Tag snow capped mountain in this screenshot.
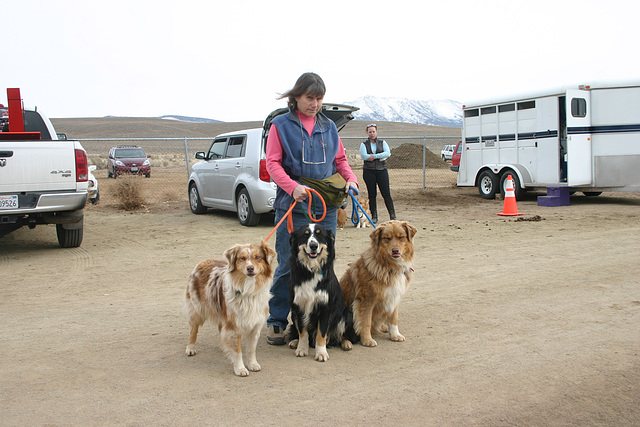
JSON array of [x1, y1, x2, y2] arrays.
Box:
[[344, 96, 462, 128], [160, 115, 221, 123]]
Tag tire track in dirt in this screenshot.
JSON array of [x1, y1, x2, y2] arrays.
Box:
[[65, 247, 93, 272], [0, 248, 8, 268]]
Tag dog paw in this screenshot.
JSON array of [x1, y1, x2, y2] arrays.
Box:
[[295, 348, 308, 357], [234, 366, 250, 377], [361, 338, 378, 347], [379, 323, 389, 333], [246, 361, 261, 372], [315, 350, 329, 362], [288, 339, 299, 349], [390, 333, 405, 342], [185, 346, 197, 356], [341, 340, 353, 351]]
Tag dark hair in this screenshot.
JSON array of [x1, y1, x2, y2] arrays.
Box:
[[278, 72, 326, 111]]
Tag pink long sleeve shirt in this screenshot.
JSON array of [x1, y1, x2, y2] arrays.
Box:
[[265, 110, 357, 197]]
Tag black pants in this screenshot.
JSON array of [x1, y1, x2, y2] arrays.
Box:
[[363, 168, 395, 215]]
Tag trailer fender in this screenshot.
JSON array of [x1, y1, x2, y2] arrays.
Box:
[[498, 165, 531, 189]]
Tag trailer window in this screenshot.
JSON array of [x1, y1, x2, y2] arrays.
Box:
[[517, 100, 536, 110], [499, 103, 515, 112], [481, 106, 496, 115], [571, 98, 587, 117], [464, 109, 479, 118]]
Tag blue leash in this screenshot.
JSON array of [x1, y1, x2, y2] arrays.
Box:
[[347, 188, 376, 229]]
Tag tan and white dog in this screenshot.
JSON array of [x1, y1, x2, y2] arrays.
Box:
[[355, 198, 370, 228], [339, 220, 417, 347], [184, 242, 277, 376]]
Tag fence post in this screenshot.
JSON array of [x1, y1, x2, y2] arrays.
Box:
[[422, 137, 427, 189], [184, 138, 190, 180]]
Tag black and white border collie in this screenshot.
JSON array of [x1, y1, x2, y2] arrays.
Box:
[[288, 223, 358, 361]]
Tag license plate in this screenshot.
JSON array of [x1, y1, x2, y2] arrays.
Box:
[[0, 195, 18, 210], [131, 167, 138, 172]]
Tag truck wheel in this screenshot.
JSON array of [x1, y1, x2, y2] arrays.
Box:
[[237, 188, 260, 226], [189, 183, 207, 214], [478, 170, 498, 199], [500, 171, 524, 201], [56, 223, 83, 248]]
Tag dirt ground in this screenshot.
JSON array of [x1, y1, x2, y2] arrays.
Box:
[[1, 184, 639, 426]]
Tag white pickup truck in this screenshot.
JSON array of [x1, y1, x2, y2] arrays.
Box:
[[0, 88, 89, 247]]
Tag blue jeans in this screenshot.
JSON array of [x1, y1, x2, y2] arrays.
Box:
[[267, 204, 337, 330]]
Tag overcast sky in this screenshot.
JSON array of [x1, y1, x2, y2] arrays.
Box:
[[3, 0, 638, 121]]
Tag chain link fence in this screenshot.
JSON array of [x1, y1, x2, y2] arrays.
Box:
[[79, 135, 460, 208]]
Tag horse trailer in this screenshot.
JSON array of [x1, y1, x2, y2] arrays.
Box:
[[457, 80, 640, 199]]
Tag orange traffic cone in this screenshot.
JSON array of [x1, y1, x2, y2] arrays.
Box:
[[497, 175, 524, 216]]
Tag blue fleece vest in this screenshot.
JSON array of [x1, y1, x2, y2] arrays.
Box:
[[271, 110, 340, 210]]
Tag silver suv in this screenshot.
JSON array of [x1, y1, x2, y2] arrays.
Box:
[[188, 103, 358, 226]]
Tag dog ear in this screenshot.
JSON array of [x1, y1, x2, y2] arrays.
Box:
[[261, 241, 277, 268], [224, 245, 239, 271], [402, 222, 418, 241], [370, 224, 384, 244]]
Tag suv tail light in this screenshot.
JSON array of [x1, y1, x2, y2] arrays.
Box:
[[75, 149, 88, 182], [259, 159, 271, 182]]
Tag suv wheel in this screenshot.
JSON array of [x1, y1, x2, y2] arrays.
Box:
[[189, 183, 207, 214], [237, 188, 260, 226]]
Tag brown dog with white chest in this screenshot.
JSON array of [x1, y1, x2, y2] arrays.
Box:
[[184, 241, 277, 376], [339, 220, 417, 347]]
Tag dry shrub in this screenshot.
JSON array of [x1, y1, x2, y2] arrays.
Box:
[[112, 176, 146, 210], [162, 189, 181, 202]]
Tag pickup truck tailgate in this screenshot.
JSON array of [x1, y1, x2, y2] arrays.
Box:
[[0, 141, 80, 193]]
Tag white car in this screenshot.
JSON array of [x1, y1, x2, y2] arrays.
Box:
[[87, 165, 99, 204], [441, 144, 455, 161], [188, 103, 359, 226]]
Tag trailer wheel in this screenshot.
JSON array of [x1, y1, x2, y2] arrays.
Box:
[[500, 171, 524, 201], [478, 170, 498, 199]]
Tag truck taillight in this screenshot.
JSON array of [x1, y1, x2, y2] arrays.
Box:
[[259, 159, 271, 182], [75, 149, 88, 182]]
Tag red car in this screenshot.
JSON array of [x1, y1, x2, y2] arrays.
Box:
[[450, 140, 462, 172], [107, 145, 151, 178]]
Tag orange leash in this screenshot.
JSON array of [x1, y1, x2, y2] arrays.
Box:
[[263, 188, 327, 243]]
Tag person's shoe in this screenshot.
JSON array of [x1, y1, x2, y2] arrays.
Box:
[[371, 212, 378, 224], [266, 325, 286, 346], [390, 211, 397, 221]]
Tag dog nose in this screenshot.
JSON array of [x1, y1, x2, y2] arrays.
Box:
[[392, 248, 401, 256], [309, 242, 318, 252], [247, 265, 255, 274]]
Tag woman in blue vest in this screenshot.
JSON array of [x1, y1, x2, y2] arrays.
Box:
[[265, 72, 358, 345], [360, 124, 396, 223]]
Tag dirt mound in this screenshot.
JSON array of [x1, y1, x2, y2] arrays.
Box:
[[388, 143, 448, 169]]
